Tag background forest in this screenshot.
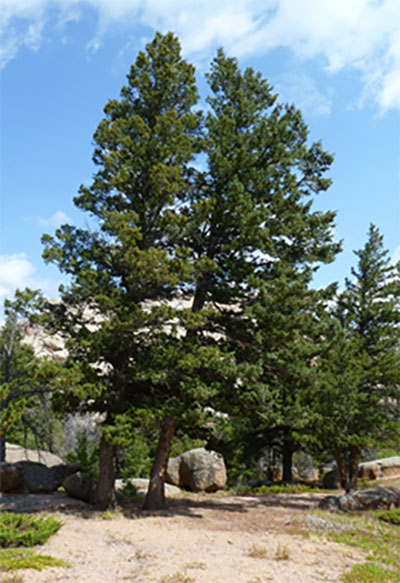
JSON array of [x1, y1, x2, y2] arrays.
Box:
[[1, 33, 399, 510]]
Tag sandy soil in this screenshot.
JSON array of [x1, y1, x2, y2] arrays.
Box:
[[8, 491, 365, 583]]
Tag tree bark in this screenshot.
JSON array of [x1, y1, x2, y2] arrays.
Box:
[[335, 448, 348, 491], [93, 432, 117, 509], [349, 446, 360, 491], [143, 416, 176, 510], [0, 434, 5, 463], [282, 435, 294, 483]]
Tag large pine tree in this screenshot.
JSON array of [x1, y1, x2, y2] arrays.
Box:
[[42, 33, 202, 508], [42, 35, 340, 508]]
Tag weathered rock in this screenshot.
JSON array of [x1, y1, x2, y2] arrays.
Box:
[[115, 478, 181, 498], [63, 471, 94, 502], [166, 448, 227, 492], [0, 461, 83, 494], [322, 468, 342, 490], [319, 487, 400, 512], [358, 457, 400, 481], [5, 442, 64, 466], [0, 492, 88, 512], [0, 462, 24, 493], [165, 456, 181, 486]]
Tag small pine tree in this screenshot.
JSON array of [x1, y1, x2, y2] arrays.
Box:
[[313, 224, 400, 490]]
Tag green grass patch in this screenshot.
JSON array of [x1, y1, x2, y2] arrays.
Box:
[[0, 548, 68, 571], [0, 512, 67, 574], [373, 508, 400, 526], [305, 509, 399, 583], [341, 563, 399, 582], [0, 513, 62, 548], [231, 483, 330, 496]]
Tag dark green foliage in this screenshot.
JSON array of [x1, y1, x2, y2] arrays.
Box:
[[311, 225, 400, 490], [0, 513, 62, 548], [41, 33, 339, 507], [0, 289, 67, 462]]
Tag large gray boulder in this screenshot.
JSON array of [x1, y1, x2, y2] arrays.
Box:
[[358, 457, 400, 481], [319, 487, 400, 512], [0, 461, 82, 493], [166, 448, 227, 492], [0, 463, 25, 493], [63, 471, 94, 502], [115, 478, 181, 498], [322, 467, 342, 490], [5, 443, 64, 466]]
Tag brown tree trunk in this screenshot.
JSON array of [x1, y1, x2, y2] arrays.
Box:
[[282, 435, 294, 483], [335, 448, 347, 490], [93, 432, 117, 509], [143, 416, 176, 510], [0, 434, 5, 463], [349, 446, 360, 490]]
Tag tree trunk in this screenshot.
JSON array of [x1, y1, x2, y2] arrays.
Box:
[[282, 435, 294, 483], [143, 416, 176, 510], [349, 446, 360, 490], [0, 434, 5, 463], [335, 448, 348, 491], [93, 432, 117, 509]]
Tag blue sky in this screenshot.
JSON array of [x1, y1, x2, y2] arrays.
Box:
[[1, 0, 399, 307]]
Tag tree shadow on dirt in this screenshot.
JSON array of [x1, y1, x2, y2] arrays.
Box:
[[0, 490, 326, 521]]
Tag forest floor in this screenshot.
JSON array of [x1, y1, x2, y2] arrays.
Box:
[[1, 489, 373, 583]]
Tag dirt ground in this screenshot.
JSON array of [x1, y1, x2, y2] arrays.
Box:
[[4, 491, 366, 583]]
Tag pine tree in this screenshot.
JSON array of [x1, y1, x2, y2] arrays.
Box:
[[238, 266, 334, 482], [42, 33, 208, 509], [313, 224, 400, 490], [42, 36, 340, 508], [181, 51, 340, 482], [0, 289, 64, 461]]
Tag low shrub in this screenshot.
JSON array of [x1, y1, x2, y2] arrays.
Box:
[[0, 513, 62, 548], [374, 509, 400, 526], [0, 549, 67, 571]]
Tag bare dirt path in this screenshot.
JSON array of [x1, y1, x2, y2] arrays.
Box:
[[11, 492, 364, 583]]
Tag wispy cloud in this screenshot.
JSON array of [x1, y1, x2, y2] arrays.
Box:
[[1, 0, 399, 112], [38, 210, 71, 228], [275, 72, 333, 117], [0, 253, 63, 305]]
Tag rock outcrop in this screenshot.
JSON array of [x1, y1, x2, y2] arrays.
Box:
[[0, 460, 82, 494], [166, 448, 227, 492], [319, 487, 400, 512], [358, 457, 400, 481], [5, 442, 65, 466], [322, 467, 342, 490], [115, 478, 181, 498], [63, 471, 94, 502]]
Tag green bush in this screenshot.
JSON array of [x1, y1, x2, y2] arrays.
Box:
[[0, 548, 67, 571], [0, 513, 62, 548], [374, 509, 400, 526], [66, 430, 99, 482]]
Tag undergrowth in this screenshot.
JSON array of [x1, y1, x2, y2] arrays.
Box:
[[0, 513, 67, 574], [0, 513, 62, 548], [305, 509, 400, 583], [0, 549, 68, 571], [230, 483, 330, 496]]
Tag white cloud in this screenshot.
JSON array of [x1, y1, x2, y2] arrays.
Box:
[[1, 0, 399, 111], [391, 245, 400, 265], [38, 210, 71, 227], [0, 253, 63, 306], [275, 72, 333, 117]]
